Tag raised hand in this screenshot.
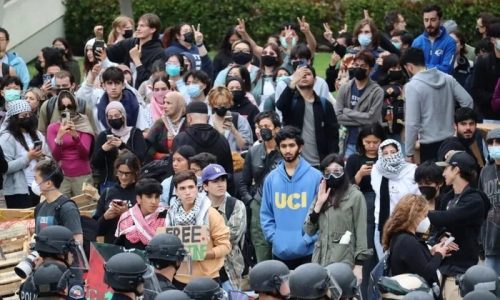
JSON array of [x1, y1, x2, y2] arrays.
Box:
[[235, 18, 247, 35], [314, 180, 331, 213], [323, 23, 335, 44], [191, 24, 204, 46], [297, 16, 310, 33]]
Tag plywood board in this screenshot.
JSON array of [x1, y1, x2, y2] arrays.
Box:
[[0, 280, 21, 296]]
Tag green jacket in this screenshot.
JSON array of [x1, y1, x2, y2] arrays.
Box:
[[304, 184, 373, 266]]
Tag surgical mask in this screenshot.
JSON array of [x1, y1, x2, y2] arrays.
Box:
[[187, 84, 202, 98], [353, 67, 368, 81], [358, 34, 372, 47], [183, 32, 194, 44], [260, 128, 273, 141], [392, 41, 401, 50], [3, 89, 21, 102], [165, 64, 181, 77], [31, 180, 41, 196], [232, 52, 252, 65], [419, 186, 437, 200], [213, 107, 228, 117], [416, 217, 431, 234], [489, 146, 500, 160], [277, 76, 289, 82], [108, 118, 124, 130], [123, 29, 134, 39], [261, 55, 277, 67], [279, 36, 297, 48]]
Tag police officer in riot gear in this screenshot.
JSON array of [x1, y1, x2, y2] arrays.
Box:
[[289, 263, 342, 300], [249, 260, 291, 300], [184, 277, 224, 300], [458, 265, 499, 297], [155, 290, 193, 300], [145, 233, 187, 291], [104, 252, 149, 300], [32, 261, 71, 299], [19, 225, 87, 300], [325, 263, 359, 300]]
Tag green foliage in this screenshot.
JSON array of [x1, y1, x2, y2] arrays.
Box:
[[64, 0, 499, 56]]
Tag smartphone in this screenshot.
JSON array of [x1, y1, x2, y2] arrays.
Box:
[[33, 141, 42, 150], [42, 74, 52, 83], [106, 134, 115, 140], [443, 236, 455, 247], [93, 40, 105, 60], [298, 58, 308, 68], [224, 112, 233, 123], [366, 161, 374, 166], [112, 199, 126, 206]]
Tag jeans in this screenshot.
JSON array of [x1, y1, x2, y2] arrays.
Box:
[[374, 226, 384, 260], [484, 255, 500, 275]]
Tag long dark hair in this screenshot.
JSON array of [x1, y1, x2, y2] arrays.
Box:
[[356, 124, 386, 155], [7, 114, 39, 151], [218, 27, 241, 55], [226, 65, 252, 92], [320, 153, 349, 209], [162, 23, 190, 48]]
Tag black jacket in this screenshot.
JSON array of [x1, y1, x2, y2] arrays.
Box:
[[173, 123, 234, 175], [390, 232, 442, 285], [106, 37, 166, 89], [277, 86, 340, 160], [471, 53, 500, 120], [428, 186, 490, 275], [0, 147, 7, 189], [93, 184, 137, 244], [91, 127, 147, 186], [231, 97, 260, 139]]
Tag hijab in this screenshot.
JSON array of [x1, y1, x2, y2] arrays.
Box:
[[105, 101, 132, 143]]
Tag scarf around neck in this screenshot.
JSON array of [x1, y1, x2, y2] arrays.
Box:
[[115, 203, 166, 246], [376, 139, 407, 178], [170, 195, 202, 225]]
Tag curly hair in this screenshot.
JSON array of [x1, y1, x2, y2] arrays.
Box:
[[382, 194, 428, 251]]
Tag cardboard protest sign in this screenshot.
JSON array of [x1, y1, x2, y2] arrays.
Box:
[[156, 225, 209, 261]]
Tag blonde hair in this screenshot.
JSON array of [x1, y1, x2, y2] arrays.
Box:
[[107, 16, 135, 45], [207, 86, 234, 108], [382, 194, 429, 251]]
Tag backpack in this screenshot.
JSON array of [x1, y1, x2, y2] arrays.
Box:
[[140, 156, 173, 183], [34, 197, 97, 259], [46, 95, 87, 123], [225, 196, 256, 275]]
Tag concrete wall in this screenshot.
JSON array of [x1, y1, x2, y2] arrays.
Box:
[[1, 0, 65, 62]]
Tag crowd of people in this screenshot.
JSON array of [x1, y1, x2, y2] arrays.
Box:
[[0, 3, 499, 300]]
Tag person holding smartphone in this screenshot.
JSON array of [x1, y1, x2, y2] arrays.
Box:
[[0, 100, 50, 208]]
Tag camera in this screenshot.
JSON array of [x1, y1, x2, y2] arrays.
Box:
[[14, 251, 39, 279]]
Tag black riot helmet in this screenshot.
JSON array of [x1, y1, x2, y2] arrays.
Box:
[[249, 260, 290, 295], [104, 252, 148, 295], [184, 277, 224, 300], [34, 225, 75, 255], [155, 290, 193, 300], [145, 233, 187, 269], [325, 263, 358, 298], [33, 261, 71, 297], [289, 263, 342, 300], [458, 265, 499, 297]]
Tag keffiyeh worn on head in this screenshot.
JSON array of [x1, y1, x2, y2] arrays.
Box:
[[170, 196, 202, 225], [376, 139, 407, 178]]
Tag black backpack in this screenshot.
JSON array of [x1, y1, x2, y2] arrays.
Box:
[[224, 196, 256, 275], [140, 156, 173, 183]]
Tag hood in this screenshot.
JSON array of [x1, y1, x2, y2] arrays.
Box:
[[276, 157, 314, 183], [185, 124, 221, 147], [423, 26, 448, 39], [410, 68, 446, 89]]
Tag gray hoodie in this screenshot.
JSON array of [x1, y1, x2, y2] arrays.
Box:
[[404, 68, 473, 156]]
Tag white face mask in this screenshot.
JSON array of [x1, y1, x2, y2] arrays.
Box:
[[31, 180, 42, 196], [416, 217, 431, 233]]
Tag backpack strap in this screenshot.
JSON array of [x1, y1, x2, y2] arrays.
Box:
[[46, 96, 57, 124], [231, 112, 239, 130], [225, 196, 237, 221], [54, 198, 78, 225]]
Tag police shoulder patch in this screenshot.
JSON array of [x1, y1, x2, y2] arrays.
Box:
[[69, 284, 85, 299]]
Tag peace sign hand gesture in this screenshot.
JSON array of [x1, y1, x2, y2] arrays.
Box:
[[323, 23, 335, 44], [236, 18, 247, 35], [297, 16, 311, 33], [191, 24, 204, 46]]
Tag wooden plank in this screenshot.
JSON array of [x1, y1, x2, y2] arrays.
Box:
[[0, 209, 34, 222], [0, 251, 26, 268], [0, 270, 20, 285], [80, 210, 94, 218], [0, 280, 22, 296], [3, 294, 19, 300], [0, 238, 26, 254]]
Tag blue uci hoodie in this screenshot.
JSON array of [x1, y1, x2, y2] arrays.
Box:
[[260, 157, 322, 260], [412, 26, 456, 74]]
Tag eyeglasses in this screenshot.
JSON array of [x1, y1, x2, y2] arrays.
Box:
[[117, 170, 133, 177]]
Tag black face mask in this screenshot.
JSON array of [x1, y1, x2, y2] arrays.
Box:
[[348, 68, 355, 80], [183, 32, 194, 44], [19, 116, 36, 131], [475, 28, 482, 37], [55, 88, 70, 97], [419, 186, 437, 200], [123, 29, 134, 39], [353, 67, 368, 81], [108, 118, 124, 130], [232, 52, 252, 65], [387, 70, 404, 82], [325, 174, 345, 189], [261, 55, 277, 67], [213, 107, 228, 117], [260, 128, 273, 141], [231, 90, 246, 104]]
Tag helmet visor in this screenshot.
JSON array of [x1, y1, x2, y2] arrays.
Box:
[[68, 241, 89, 271]]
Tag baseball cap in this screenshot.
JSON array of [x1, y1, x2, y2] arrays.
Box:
[[201, 164, 227, 183], [435, 151, 476, 170], [186, 101, 208, 115]]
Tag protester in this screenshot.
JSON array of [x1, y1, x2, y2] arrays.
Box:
[[371, 139, 418, 259], [225, 76, 260, 136], [24, 87, 45, 116], [261, 126, 322, 269], [165, 170, 231, 287], [414, 161, 446, 216], [1, 100, 50, 208], [213, 27, 242, 78], [46, 91, 94, 197], [251, 42, 283, 107], [115, 178, 166, 250], [160, 145, 196, 206], [107, 15, 135, 45], [0, 28, 30, 89], [184, 70, 211, 103], [214, 40, 259, 87], [52, 37, 81, 85], [94, 151, 140, 243], [305, 153, 371, 281]]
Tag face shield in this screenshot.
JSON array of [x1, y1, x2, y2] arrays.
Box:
[[68, 240, 89, 271], [326, 275, 343, 300], [142, 265, 162, 299]]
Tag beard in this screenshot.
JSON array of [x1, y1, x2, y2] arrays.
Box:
[[426, 26, 439, 37], [282, 149, 301, 163], [298, 82, 314, 90]]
